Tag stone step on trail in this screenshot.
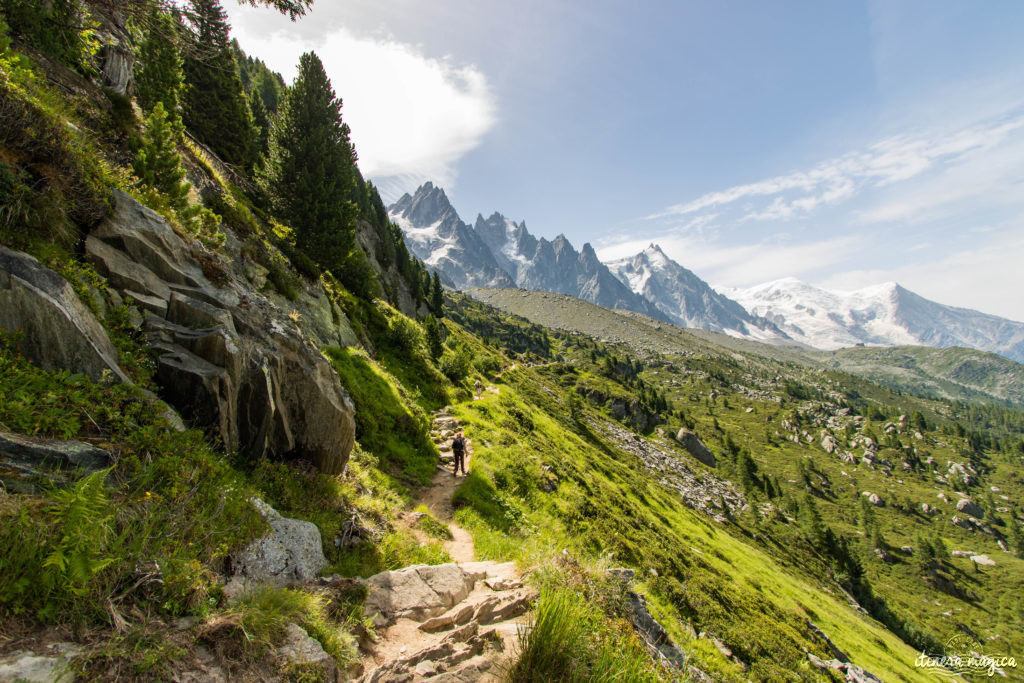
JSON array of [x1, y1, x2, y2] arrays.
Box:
[[353, 561, 532, 683]]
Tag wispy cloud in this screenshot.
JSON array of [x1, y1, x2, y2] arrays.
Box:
[[653, 113, 1024, 225], [602, 99, 1024, 319], [228, 15, 497, 195]]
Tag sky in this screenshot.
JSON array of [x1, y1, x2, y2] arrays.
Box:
[[225, 0, 1024, 321]]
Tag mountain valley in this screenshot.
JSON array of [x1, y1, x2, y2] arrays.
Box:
[[2, 3, 1024, 682]]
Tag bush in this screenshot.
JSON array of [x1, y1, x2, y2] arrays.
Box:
[[198, 585, 356, 665], [440, 342, 472, 383], [386, 314, 426, 354], [0, 55, 112, 247]]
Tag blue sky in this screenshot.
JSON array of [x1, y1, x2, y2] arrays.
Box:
[[226, 0, 1024, 320]]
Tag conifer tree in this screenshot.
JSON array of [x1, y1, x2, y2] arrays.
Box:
[[249, 93, 270, 162], [133, 102, 190, 211], [260, 51, 357, 273], [423, 315, 443, 360], [430, 271, 444, 316], [182, 0, 253, 166], [134, 9, 185, 117]]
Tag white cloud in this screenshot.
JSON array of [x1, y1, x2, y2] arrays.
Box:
[[227, 7, 497, 193]]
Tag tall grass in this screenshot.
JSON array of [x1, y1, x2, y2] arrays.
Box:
[[198, 585, 356, 665], [507, 587, 661, 683]]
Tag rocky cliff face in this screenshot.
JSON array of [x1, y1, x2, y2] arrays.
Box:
[[76, 191, 357, 474]]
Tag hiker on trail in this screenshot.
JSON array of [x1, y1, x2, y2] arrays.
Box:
[[474, 379, 483, 398], [451, 431, 467, 477]]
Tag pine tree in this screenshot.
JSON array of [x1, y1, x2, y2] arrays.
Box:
[[133, 102, 190, 211], [182, 0, 253, 166], [423, 315, 443, 360], [430, 271, 444, 316], [249, 93, 270, 162], [134, 9, 185, 117], [260, 51, 362, 279]]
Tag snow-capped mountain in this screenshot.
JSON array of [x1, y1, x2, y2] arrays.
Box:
[[388, 183, 515, 290], [606, 244, 790, 341], [388, 184, 668, 321], [724, 278, 1024, 363]]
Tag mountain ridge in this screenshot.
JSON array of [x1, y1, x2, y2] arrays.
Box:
[[724, 277, 1024, 363], [606, 243, 792, 341], [389, 184, 670, 321]]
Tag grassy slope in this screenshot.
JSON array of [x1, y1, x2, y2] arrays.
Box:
[[4, 23, 1023, 679], [447, 371, 923, 680], [820, 345, 1024, 407], [453, 290, 1024, 676]]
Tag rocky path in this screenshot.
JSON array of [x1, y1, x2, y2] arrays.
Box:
[[414, 410, 475, 562], [351, 410, 533, 682]]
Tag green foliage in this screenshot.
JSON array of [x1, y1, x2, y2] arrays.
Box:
[[440, 340, 473, 383], [423, 315, 443, 360], [235, 0, 313, 21], [430, 271, 443, 316], [0, 42, 111, 247], [325, 346, 438, 483], [130, 102, 225, 249], [134, 101, 189, 208], [182, 0, 253, 166], [0, 343, 262, 625], [258, 51, 357, 279], [413, 505, 453, 540], [508, 582, 659, 682], [0, 471, 117, 622], [2, 0, 100, 72], [134, 9, 185, 116], [203, 585, 355, 664]]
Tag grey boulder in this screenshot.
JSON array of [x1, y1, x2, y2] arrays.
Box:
[[0, 432, 112, 493], [676, 428, 716, 467], [231, 498, 327, 583]]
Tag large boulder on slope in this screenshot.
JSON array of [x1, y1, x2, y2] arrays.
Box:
[[676, 428, 716, 467], [0, 431, 113, 493], [85, 192, 355, 474], [0, 247, 129, 383], [956, 498, 984, 519]]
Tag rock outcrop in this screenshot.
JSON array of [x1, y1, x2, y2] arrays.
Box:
[[231, 498, 327, 583], [596, 420, 743, 523], [85, 192, 356, 473], [0, 432, 113, 493], [0, 247, 129, 383], [955, 498, 984, 519], [0, 642, 81, 683], [676, 428, 716, 467], [356, 561, 534, 683], [362, 564, 486, 628]]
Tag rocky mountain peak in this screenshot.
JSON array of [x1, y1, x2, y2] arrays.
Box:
[[390, 182, 459, 228]]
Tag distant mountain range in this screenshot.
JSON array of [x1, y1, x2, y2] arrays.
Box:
[[389, 182, 1024, 364], [721, 279, 1024, 363], [389, 183, 667, 320]]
